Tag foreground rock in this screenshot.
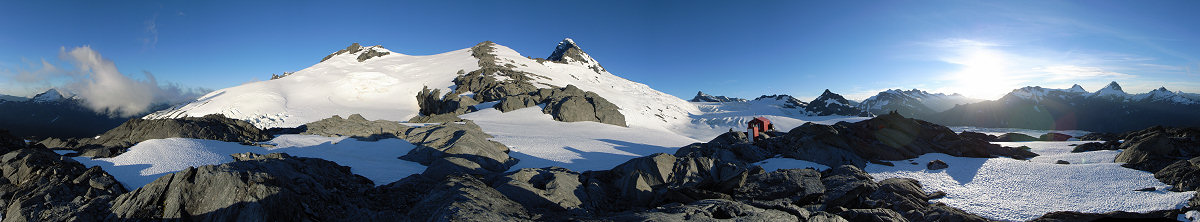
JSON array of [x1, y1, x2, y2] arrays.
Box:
[[1039, 132, 1073, 141], [996, 132, 1038, 142], [38, 114, 269, 158], [1154, 156, 1200, 192], [0, 148, 126, 222], [748, 111, 1036, 168], [1070, 141, 1121, 153], [1031, 209, 1186, 222], [1114, 126, 1200, 172]]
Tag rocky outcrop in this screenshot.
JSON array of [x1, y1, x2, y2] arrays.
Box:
[[1031, 209, 1185, 222], [1039, 132, 1073, 141], [488, 85, 627, 127], [109, 153, 381, 221], [1114, 126, 1200, 172], [399, 120, 517, 176], [0, 129, 23, 155], [0, 148, 126, 222], [958, 131, 998, 142], [595, 199, 799, 221], [301, 114, 408, 140], [927, 160, 948, 170], [996, 132, 1038, 142], [320, 43, 390, 62], [414, 86, 478, 118], [38, 114, 269, 158], [1070, 141, 1121, 153], [1079, 132, 1121, 142], [1154, 156, 1200, 192], [757, 111, 1036, 168], [690, 91, 748, 102], [393, 174, 534, 221]]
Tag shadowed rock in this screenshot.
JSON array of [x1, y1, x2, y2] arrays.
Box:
[[0, 148, 126, 221]]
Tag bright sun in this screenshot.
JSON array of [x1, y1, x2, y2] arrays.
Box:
[[947, 48, 1014, 99]]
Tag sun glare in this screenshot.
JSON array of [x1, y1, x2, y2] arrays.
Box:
[[947, 48, 1014, 99]]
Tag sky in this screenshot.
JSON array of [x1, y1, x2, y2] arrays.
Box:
[[2, 0, 1199, 108]]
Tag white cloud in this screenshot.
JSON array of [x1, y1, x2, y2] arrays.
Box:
[[58, 46, 205, 117], [142, 14, 159, 50], [1032, 65, 1134, 81]]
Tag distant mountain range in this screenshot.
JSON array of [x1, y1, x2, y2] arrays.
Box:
[[692, 81, 1199, 133], [690, 89, 870, 117], [927, 81, 1200, 133], [0, 89, 168, 138]]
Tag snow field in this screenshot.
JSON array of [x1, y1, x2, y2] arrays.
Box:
[[73, 135, 425, 190]]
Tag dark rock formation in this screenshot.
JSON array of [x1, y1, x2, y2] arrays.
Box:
[[320, 43, 390, 62], [1070, 141, 1121, 153], [109, 153, 380, 221], [301, 114, 408, 140], [959, 131, 998, 142], [1056, 160, 1070, 164], [38, 114, 269, 158], [1039, 132, 1073, 141], [690, 91, 748, 103], [1031, 209, 1184, 222], [595, 199, 799, 221], [927, 160, 948, 170], [1154, 156, 1200, 191], [1079, 132, 1121, 142], [397, 174, 534, 221], [1114, 126, 1200, 172], [540, 85, 626, 127], [0, 148, 126, 221], [414, 86, 478, 118], [399, 120, 517, 175], [996, 132, 1039, 142]]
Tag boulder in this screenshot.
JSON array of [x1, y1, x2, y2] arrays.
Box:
[[996, 133, 1038, 142], [495, 94, 539, 112], [415, 86, 478, 118], [401, 174, 534, 221], [1031, 210, 1183, 222], [1070, 141, 1121, 153], [927, 160, 948, 170], [303, 114, 410, 140], [540, 85, 627, 127], [1115, 129, 1200, 172], [735, 168, 824, 204], [400, 121, 517, 173], [1039, 132, 1073, 141], [1056, 160, 1071, 164], [1078, 132, 1121, 142], [109, 153, 381, 221], [0, 148, 126, 222], [492, 167, 591, 214], [1154, 157, 1200, 191], [822, 165, 880, 208]]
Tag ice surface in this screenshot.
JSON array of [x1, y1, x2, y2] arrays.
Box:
[[461, 107, 697, 172], [994, 141, 1119, 164], [866, 153, 1193, 221], [73, 135, 425, 190]]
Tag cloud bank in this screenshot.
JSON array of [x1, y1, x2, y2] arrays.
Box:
[[57, 46, 206, 117]]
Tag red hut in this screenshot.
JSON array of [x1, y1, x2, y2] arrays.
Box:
[[747, 117, 773, 142]]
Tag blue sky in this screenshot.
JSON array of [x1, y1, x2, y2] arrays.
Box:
[[2, 0, 1198, 102]]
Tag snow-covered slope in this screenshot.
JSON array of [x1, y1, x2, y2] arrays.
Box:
[[145, 44, 476, 128], [146, 39, 699, 133], [1089, 81, 1131, 101], [1133, 87, 1197, 104]]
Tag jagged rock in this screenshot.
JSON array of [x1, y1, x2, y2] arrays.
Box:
[[399, 121, 517, 174], [1039, 132, 1073, 141], [407, 113, 464, 123], [1079, 132, 1121, 142], [1115, 127, 1200, 172], [492, 167, 591, 214], [1070, 141, 1121, 153], [414, 86, 478, 119], [595, 199, 798, 221], [822, 165, 884, 209], [423, 156, 490, 179], [1154, 157, 1200, 191], [355, 47, 390, 62], [541, 85, 627, 127], [39, 114, 269, 157], [109, 153, 381, 221], [837, 208, 908, 222], [303, 114, 410, 140], [320, 43, 390, 62], [0, 148, 126, 222], [675, 132, 771, 163], [402, 174, 534, 221], [996, 132, 1039, 142], [735, 168, 824, 204], [690, 91, 747, 102], [321, 43, 365, 62], [927, 160, 948, 170], [958, 131, 998, 142], [495, 94, 539, 112]]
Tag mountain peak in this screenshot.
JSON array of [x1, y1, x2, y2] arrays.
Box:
[[1067, 84, 1087, 93], [1155, 86, 1169, 92], [1104, 81, 1122, 91], [691, 91, 747, 102], [320, 43, 392, 63], [32, 88, 66, 103], [548, 38, 583, 61]]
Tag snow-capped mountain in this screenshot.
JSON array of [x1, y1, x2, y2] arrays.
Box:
[[0, 93, 26, 102], [146, 39, 698, 132], [857, 89, 981, 117], [31, 88, 68, 103], [930, 81, 1200, 132], [1089, 81, 1130, 101], [806, 89, 869, 116], [690, 91, 747, 102]]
